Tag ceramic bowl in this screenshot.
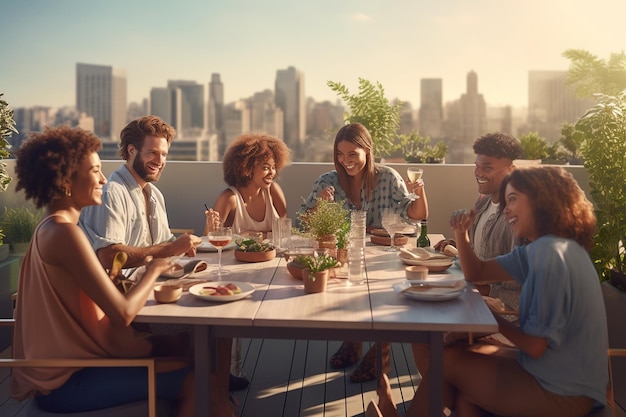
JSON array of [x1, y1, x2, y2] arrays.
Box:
[[234, 248, 276, 263], [154, 284, 182, 303], [405, 265, 429, 280], [286, 261, 306, 280]]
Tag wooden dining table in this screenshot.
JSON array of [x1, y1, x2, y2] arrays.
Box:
[[135, 235, 498, 417]]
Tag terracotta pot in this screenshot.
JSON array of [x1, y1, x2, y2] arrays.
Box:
[[317, 234, 337, 250], [336, 248, 348, 265], [234, 249, 276, 263], [303, 269, 329, 294], [286, 261, 305, 280]]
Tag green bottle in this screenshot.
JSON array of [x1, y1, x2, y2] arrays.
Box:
[[417, 220, 430, 248]]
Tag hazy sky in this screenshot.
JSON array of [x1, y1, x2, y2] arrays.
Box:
[[1, 0, 624, 109]]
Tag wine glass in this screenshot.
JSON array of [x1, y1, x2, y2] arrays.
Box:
[[208, 226, 232, 277], [381, 209, 405, 252], [406, 167, 424, 199]]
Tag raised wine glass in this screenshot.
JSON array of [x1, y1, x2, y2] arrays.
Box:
[[381, 209, 405, 252], [406, 167, 423, 199], [208, 226, 232, 277]]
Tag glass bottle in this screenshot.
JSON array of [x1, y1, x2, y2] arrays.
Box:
[[417, 220, 430, 248]]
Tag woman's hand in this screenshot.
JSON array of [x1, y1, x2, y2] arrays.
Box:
[[406, 178, 424, 195], [204, 208, 220, 232], [144, 257, 176, 277], [449, 208, 475, 236], [319, 186, 335, 202]]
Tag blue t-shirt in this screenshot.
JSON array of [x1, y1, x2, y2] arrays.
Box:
[[299, 164, 415, 229], [496, 236, 608, 405]]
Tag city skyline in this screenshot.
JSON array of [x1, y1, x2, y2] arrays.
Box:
[[1, 0, 625, 110]]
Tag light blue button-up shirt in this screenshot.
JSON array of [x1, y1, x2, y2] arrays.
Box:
[[79, 165, 174, 252]]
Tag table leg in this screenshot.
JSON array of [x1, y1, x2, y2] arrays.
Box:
[[428, 332, 444, 417], [195, 324, 210, 416]]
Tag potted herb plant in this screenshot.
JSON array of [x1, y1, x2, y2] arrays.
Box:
[[300, 253, 339, 294], [518, 132, 549, 163], [0, 93, 16, 261], [298, 198, 350, 252]]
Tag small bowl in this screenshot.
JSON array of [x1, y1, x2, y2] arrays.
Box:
[[286, 261, 306, 280], [405, 265, 429, 280], [154, 284, 182, 303]]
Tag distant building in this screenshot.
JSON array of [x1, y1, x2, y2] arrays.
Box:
[[444, 70, 487, 163], [248, 90, 284, 139], [208, 73, 226, 157], [223, 100, 251, 149], [418, 78, 443, 139], [527, 70, 594, 141], [166, 80, 205, 138], [76, 63, 127, 141], [275, 66, 306, 150]]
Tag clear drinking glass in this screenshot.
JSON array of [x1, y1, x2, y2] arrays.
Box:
[[208, 226, 232, 277], [381, 209, 404, 252], [406, 167, 423, 199]]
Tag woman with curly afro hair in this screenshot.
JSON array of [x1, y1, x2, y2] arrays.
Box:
[[10, 126, 218, 416], [203, 132, 290, 236]]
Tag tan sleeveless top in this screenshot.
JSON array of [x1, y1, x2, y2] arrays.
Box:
[[229, 186, 278, 233], [11, 215, 151, 400]]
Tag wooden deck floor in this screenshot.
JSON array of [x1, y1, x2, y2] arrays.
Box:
[[0, 339, 421, 417]]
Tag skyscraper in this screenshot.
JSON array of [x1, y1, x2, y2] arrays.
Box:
[[167, 80, 205, 138], [76, 63, 127, 140], [275, 66, 305, 149], [418, 78, 443, 139], [527, 70, 594, 140], [208, 73, 226, 156]]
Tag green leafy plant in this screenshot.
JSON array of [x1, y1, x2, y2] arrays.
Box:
[[234, 238, 275, 252], [298, 198, 350, 241], [563, 49, 626, 98], [399, 130, 448, 163], [336, 220, 351, 250], [519, 132, 549, 160], [300, 253, 339, 279], [574, 92, 626, 281], [559, 122, 584, 164], [327, 78, 402, 158], [1, 207, 42, 245], [0, 93, 15, 192]]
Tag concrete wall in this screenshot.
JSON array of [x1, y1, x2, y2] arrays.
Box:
[[0, 160, 589, 239]]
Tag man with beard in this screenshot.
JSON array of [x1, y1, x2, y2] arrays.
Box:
[[79, 116, 249, 394], [79, 115, 200, 268]]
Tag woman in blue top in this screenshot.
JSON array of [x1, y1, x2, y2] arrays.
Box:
[[372, 166, 608, 417], [301, 123, 429, 382]]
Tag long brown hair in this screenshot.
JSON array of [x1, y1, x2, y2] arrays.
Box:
[[499, 166, 596, 252], [333, 123, 377, 203]]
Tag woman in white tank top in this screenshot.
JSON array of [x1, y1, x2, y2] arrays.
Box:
[[203, 133, 291, 236]]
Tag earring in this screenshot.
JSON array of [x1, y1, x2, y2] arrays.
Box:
[[65, 188, 72, 197]]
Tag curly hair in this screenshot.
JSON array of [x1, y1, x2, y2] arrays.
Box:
[[118, 115, 176, 160], [473, 132, 522, 160], [222, 133, 290, 187], [14, 125, 102, 208], [499, 166, 596, 252], [333, 123, 377, 203]]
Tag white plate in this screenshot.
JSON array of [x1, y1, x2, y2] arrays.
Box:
[[188, 281, 255, 302], [393, 280, 466, 301], [197, 240, 237, 253]]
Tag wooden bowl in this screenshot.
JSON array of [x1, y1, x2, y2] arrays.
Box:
[[405, 265, 429, 280], [370, 234, 409, 246], [154, 284, 182, 303], [234, 249, 276, 263]]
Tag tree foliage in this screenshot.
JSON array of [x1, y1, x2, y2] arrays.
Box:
[[0, 93, 16, 192], [563, 49, 626, 98], [327, 78, 402, 157]]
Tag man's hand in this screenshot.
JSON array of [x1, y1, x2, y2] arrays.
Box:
[[172, 233, 202, 257]]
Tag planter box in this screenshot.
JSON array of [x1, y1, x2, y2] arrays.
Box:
[[0, 256, 21, 351], [602, 281, 626, 414]]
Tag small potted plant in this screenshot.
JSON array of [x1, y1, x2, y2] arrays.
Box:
[[300, 253, 339, 293], [1, 207, 41, 253], [399, 131, 448, 164], [518, 132, 549, 163], [298, 198, 350, 252], [234, 237, 276, 263], [335, 220, 351, 264]]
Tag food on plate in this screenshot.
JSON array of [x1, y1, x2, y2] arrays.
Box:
[[200, 283, 242, 296], [434, 238, 458, 257]]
